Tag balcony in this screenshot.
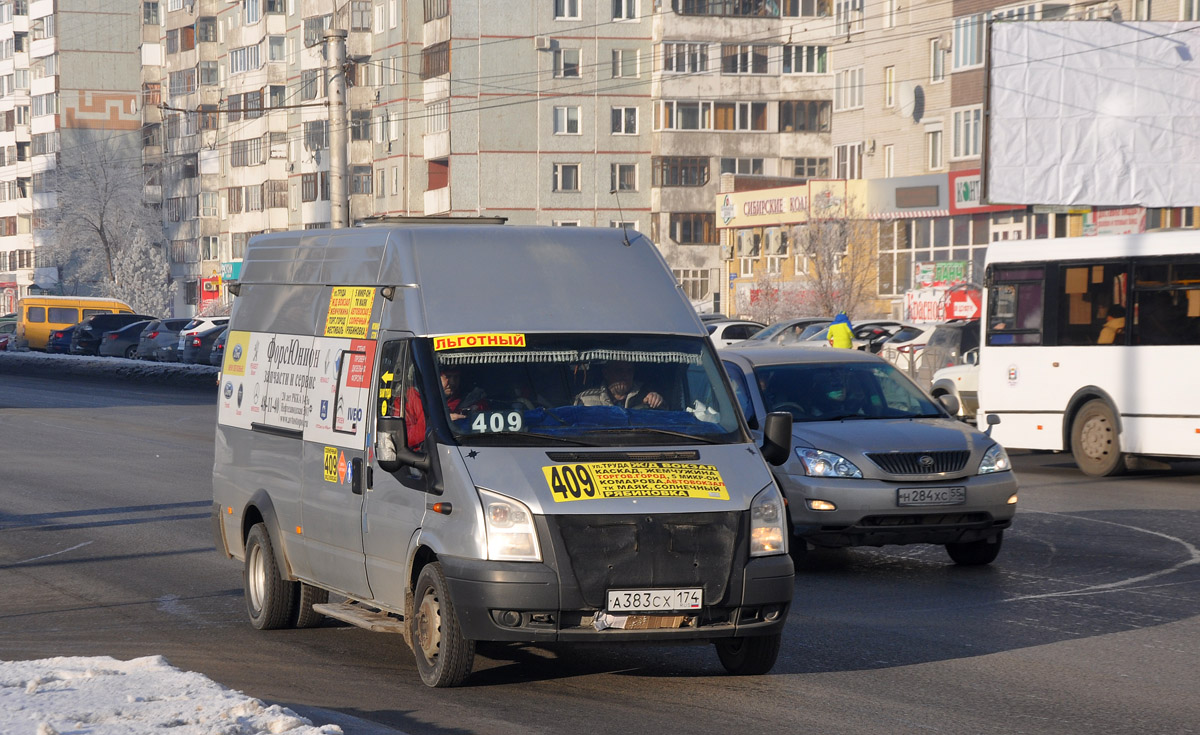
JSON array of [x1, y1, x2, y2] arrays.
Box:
[[423, 186, 449, 215]]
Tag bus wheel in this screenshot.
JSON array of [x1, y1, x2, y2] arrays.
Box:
[[715, 633, 782, 676], [411, 563, 475, 687], [1071, 399, 1125, 477], [244, 524, 296, 630]]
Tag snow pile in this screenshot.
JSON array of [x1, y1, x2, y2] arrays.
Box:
[[0, 351, 218, 388], [0, 656, 343, 735]]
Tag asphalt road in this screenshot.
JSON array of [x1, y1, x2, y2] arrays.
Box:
[[1, 373, 1198, 735]]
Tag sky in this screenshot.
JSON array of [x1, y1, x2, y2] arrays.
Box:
[[0, 656, 351, 735]]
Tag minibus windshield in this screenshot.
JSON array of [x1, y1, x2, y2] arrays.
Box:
[[430, 333, 746, 446]]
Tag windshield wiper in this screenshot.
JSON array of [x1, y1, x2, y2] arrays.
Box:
[[807, 414, 876, 422], [461, 431, 594, 446], [589, 427, 725, 444]]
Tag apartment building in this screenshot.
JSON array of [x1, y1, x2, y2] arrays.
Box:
[[0, 0, 142, 312]]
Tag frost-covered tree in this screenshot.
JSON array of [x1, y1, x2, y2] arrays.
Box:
[[43, 137, 169, 313], [791, 195, 877, 319]]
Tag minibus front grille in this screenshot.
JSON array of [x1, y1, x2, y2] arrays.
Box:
[[546, 450, 701, 463], [864, 450, 970, 475], [549, 511, 742, 609]]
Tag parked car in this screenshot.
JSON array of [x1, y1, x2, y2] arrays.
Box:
[[137, 318, 193, 362], [698, 312, 729, 322], [46, 326, 77, 354], [0, 332, 9, 350], [931, 348, 980, 423], [914, 319, 982, 386], [208, 327, 229, 366], [176, 317, 230, 355], [731, 317, 831, 347], [181, 324, 227, 364], [0, 319, 16, 348], [707, 319, 765, 348], [97, 320, 154, 359], [720, 346, 1016, 566], [71, 312, 157, 356]]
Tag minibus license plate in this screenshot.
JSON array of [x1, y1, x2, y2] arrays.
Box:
[[607, 588, 702, 612], [897, 486, 966, 506]]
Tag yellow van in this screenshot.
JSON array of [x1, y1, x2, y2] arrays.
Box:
[[16, 296, 133, 350]]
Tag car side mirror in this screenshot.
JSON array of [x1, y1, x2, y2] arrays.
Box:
[[937, 393, 961, 417], [375, 417, 431, 473], [761, 411, 792, 466]]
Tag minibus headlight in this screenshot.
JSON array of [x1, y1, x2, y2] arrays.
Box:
[[478, 488, 542, 562], [795, 448, 863, 478], [978, 443, 1012, 474], [749, 484, 788, 557]]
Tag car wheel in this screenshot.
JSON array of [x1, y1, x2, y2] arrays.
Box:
[[243, 524, 296, 630], [714, 633, 782, 676], [124, 345, 137, 359], [946, 532, 1003, 566], [292, 582, 329, 628], [410, 562, 475, 687], [1070, 399, 1125, 477]]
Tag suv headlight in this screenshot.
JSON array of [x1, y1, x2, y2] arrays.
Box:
[[796, 448, 863, 478], [750, 484, 787, 557], [978, 443, 1012, 474], [478, 488, 542, 562]]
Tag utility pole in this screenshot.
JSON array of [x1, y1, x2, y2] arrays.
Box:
[[326, 28, 349, 228]]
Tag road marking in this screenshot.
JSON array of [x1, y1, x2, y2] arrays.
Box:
[[1006, 510, 1200, 602], [12, 541, 93, 565]]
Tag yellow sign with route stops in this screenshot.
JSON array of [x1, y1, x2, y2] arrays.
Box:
[[324, 287, 376, 338], [542, 462, 729, 502]]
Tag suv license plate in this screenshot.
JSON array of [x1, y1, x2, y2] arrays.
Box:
[[607, 588, 702, 613], [897, 486, 966, 506]]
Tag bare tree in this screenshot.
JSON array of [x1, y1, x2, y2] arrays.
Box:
[[43, 137, 169, 313], [791, 195, 877, 319]]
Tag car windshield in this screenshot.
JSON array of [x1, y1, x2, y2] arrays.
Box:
[[754, 361, 944, 422], [430, 333, 745, 446], [747, 321, 794, 341], [794, 324, 829, 341]]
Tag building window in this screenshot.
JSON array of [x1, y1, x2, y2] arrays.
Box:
[[201, 236, 219, 260], [245, 185, 264, 212], [421, 41, 449, 79], [196, 17, 216, 43], [351, 165, 373, 195], [304, 14, 332, 48], [654, 100, 713, 131], [426, 99, 449, 133], [301, 173, 318, 202], [301, 69, 323, 100], [143, 2, 159, 24], [611, 106, 638, 135], [554, 48, 581, 78], [350, 1, 371, 30], [610, 163, 637, 192], [227, 188, 243, 215], [553, 106, 580, 135], [612, 48, 639, 78], [779, 100, 830, 132], [1183, 0, 1199, 19], [168, 70, 195, 97], [424, 0, 449, 21], [674, 269, 711, 301], [721, 44, 769, 75], [782, 0, 831, 14], [245, 0, 261, 23], [785, 157, 830, 179], [244, 90, 262, 119], [721, 158, 763, 175], [1135, 0, 1151, 19], [834, 0, 863, 34], [884, 66, 895, 107], [883, 144, 894, 178], [713, 102, 767, 132], [670, 213, 716, 244], [351, 109, 371, 140], [555, 0, 580, 19], [199, 191, 218, 217], [268, 35, 286, 61], [304, 120, 328, 151], [782, 45, 827, 74], [952, 106, 982, 159], [883, 0, 896, 27], [673, 0, 780, 17], [663, 42, 708, 73], [835, 142, 863, 179], [834, 67, 864, 110], [653, 156, 709, 187], [927, 129, 943, 169], [553, 163, 580, 192], [230, 45, 261, 75], [613, 0, 637, 20], [198, 61, 218, 86], [953, 13, 987, 70], [930, 38, 947, 82]]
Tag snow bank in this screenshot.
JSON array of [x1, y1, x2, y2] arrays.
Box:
[[0, 351, 218, 389], [0, 655, 342, 735]]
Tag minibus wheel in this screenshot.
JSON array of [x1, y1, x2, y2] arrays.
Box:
[[714, 632, 782, 676], [244, 524, 296, 630], [411, 562, 475, 687], [293, 583, 328, 628], [1070, 399, 1125, 477], [945, 531, 1003, 566]]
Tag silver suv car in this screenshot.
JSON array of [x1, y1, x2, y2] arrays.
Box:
[[721, 346, 1017, 566]]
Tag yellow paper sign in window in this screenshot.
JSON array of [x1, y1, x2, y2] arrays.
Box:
[[433, 333, 527, 351], [325, 287, 376, 338], [542, 462, 729, 502]]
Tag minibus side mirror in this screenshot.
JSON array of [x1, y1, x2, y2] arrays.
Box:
[[761, 411, 793, 466], [376, 417, 431, 474], [985, 412, 1001, 437]]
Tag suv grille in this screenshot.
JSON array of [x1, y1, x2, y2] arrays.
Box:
[[865, 450, 969, 475]]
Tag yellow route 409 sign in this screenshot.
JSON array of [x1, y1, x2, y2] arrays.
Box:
[[542, 462, 729, 502]]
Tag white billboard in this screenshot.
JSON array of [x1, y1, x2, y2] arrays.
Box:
[[987, 21, 1200, 207]]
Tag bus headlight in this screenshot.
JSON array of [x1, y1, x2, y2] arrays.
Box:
[[750, 484, 787, 557], [478, 488, 542, 562], [978, 443, 1012, 474]]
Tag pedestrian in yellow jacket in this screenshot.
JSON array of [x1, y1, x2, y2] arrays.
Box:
[[828, 312, 854, 349]]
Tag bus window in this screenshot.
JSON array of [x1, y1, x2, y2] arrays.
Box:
[[1057, 263, 1127, 346], [1133, 260, 1200, 345], [987, 267, 1044, 346]]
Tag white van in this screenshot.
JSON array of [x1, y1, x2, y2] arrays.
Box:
[[212, 225, 795, 687]]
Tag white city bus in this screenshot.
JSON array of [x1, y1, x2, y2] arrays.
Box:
[[978, 230, 1200, 476]]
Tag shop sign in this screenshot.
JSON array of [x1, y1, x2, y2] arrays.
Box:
[[913, 261, 969, 289], [948, 170, 1024, 215], [1082, 207, 1145, 236]]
